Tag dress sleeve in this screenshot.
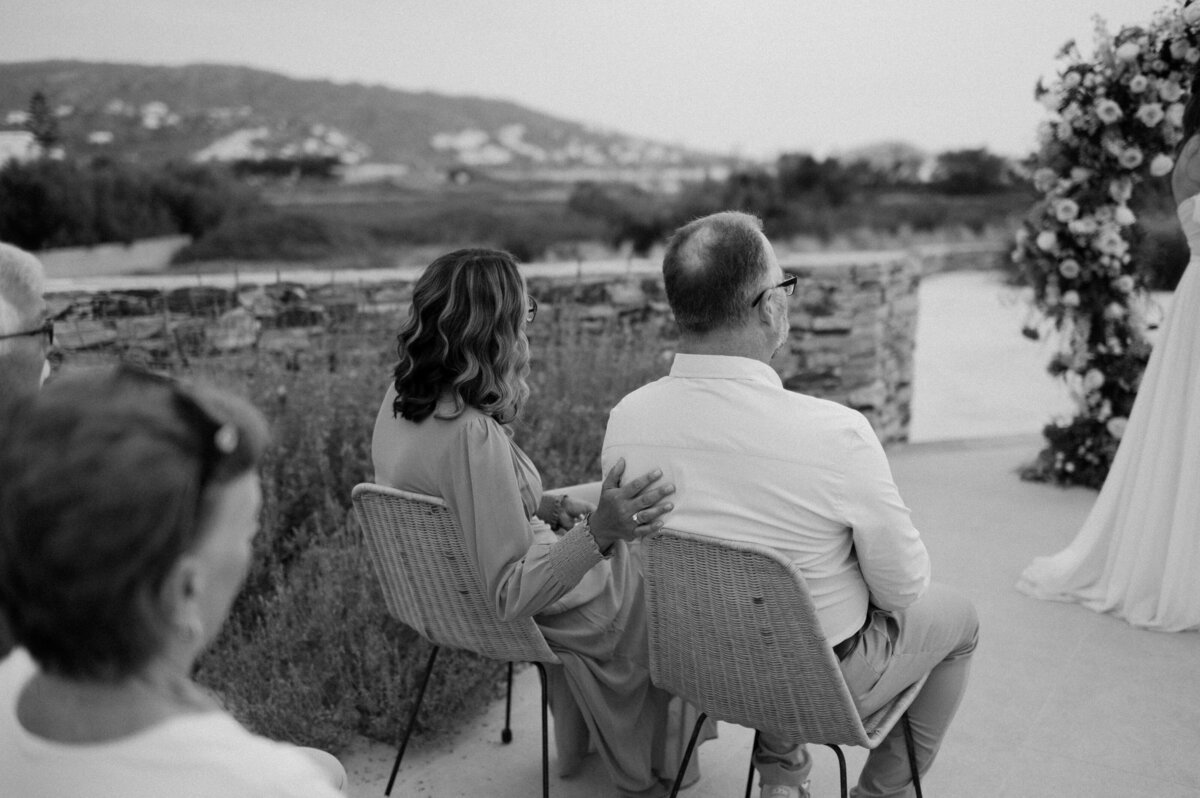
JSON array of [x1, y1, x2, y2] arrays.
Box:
[[838, 415, 931, 611], [441, 415, 604, 621]]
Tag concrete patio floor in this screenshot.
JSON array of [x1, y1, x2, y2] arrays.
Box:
[[341, 433, 1200, 798]]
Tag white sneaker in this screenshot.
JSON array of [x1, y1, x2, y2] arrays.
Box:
[[760, 781, 811, 798]]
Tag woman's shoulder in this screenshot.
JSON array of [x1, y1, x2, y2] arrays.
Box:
[[1173, 136, 1200, 205]]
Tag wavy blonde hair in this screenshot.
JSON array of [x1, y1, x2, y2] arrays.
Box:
[[391, 249, 531, 424]]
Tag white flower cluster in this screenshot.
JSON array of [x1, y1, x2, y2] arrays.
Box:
[[1014, 1, 1199, 464]]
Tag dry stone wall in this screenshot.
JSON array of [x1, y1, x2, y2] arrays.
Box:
[[48, 248, 932, 444]]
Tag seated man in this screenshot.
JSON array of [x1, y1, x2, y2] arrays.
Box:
[[602, 212, 978, 798]]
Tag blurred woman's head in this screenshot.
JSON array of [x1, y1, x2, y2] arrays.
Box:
[[391, 248, 532, 424], [0, 364, 269, 682]]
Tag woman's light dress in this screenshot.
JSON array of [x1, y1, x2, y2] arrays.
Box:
[[1016, 194, 1200, 632]]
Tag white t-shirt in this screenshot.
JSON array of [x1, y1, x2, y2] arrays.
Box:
[[0, 649, 342, 798]]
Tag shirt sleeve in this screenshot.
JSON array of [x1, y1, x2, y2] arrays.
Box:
[[441, 415, 604, 621], [838, 415, 930, 611]]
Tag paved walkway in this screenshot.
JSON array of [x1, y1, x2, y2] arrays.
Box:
[[340, 434, 1200, 797]]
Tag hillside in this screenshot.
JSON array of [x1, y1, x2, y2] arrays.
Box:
[[0, 60, 731, 178]]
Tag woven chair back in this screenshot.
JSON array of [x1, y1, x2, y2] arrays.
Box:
[[352, 483, 559, 665], [643, 528, 870, 747]]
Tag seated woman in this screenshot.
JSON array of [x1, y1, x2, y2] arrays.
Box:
[[371, 249, 687, 797], [0, 364, 345, 797]]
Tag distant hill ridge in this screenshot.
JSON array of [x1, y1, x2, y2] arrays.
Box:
[[0, 60, 727, 175]]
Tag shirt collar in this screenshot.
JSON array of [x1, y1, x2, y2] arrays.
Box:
[[669, 353, 783, 387]]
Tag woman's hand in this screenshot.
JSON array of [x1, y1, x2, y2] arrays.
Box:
[[586, 458, 675, 553]]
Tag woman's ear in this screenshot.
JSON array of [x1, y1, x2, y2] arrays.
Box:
[[160, 555, 204, 638]]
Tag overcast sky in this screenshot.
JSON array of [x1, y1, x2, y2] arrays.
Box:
[[1, 0, 1170, 159]]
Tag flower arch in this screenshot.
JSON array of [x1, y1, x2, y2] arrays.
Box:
[[1013, 1, 1200, 488]]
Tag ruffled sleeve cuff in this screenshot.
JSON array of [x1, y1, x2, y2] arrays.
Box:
[[546, 521, 605, 587]]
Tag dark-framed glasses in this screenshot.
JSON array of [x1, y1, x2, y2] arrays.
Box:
[[0, 319, 54, 347], [750, 275, 797, 307], [526, 296, 538, 323]]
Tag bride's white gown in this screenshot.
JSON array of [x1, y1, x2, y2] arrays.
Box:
[[1016, 194, 1200, 632]]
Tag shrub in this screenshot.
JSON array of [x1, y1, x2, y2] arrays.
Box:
[[172, 210, 374, 263]]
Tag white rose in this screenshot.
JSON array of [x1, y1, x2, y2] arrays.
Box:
[[1104, 301, 1127, 320], [1033, 167, 1058, 193], [1150, 153, 1175, 177], [1115, 42, 1142, 62], [1113, 274, 1135, 293], [1189, 48, 1200, 64], [1061, 290, 1081, 308], [1106, 417, 1129, 439], [1128, 74, 1149, 93], [1064, 72, 1082, 89], [1172, 39, 1191, 60], [1095, 99, 1123, 124], [1069, 217, 1099, 236], [1054, 199, 1080, 222], [1039, 89, 1062, 111], [1114, 206, 1136, 226], [1160, 80, 1185, 102], [1109, 178, 1133, 203], [1167, 102, 1186, 128], [1037, 230, 1059, 252], [1095, 229, 1128, 256], [1037, 121, 1056, 146], [1186, 3, 1200, 25], [1083, 368, 1106, 392], [1136, 103, 1165, 127], [1058, 258, 1081, 279], [1119, 148, 1145, 169]]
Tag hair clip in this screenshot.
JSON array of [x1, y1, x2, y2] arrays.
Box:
[[214, 424, 239, 454]]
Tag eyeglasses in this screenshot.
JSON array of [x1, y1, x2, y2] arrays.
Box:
[[750, 275, 797, 307], [0, 319, 53, 347], [526, 296, 538, 324]]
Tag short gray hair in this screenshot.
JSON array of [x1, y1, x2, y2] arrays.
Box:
[[661, 211, 770, 335]]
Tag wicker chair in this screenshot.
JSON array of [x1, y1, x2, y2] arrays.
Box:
[[351, 483, 562, 797], [642, 528, 928, 798]]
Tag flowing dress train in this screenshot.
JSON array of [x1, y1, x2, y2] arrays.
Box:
[[1016, 195, 1200, 632]]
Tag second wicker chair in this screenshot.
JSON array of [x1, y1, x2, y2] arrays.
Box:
[[642, 528, 928, 798]]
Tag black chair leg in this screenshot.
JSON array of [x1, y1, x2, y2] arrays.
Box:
[[668, 712, 709, 798], [901, 714, 922, 798], [744, 730, 760, 798], [826, 743, 848, 798], [502, 661, 515, 744], [385, 645, 440, 796], [534, 662, 551, 798]]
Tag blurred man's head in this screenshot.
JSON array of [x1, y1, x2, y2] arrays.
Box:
[[0, 243, 51, 400]]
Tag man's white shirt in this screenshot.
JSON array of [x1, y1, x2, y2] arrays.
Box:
[[603, 353, 930, 645]]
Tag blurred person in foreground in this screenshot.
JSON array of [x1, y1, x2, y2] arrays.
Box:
[[0, 242, 52, 403], [0, 364, 346, 797], [372, 248, 699, 797], [603, 212, 978, 798], [0, 242, 52, 656]]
